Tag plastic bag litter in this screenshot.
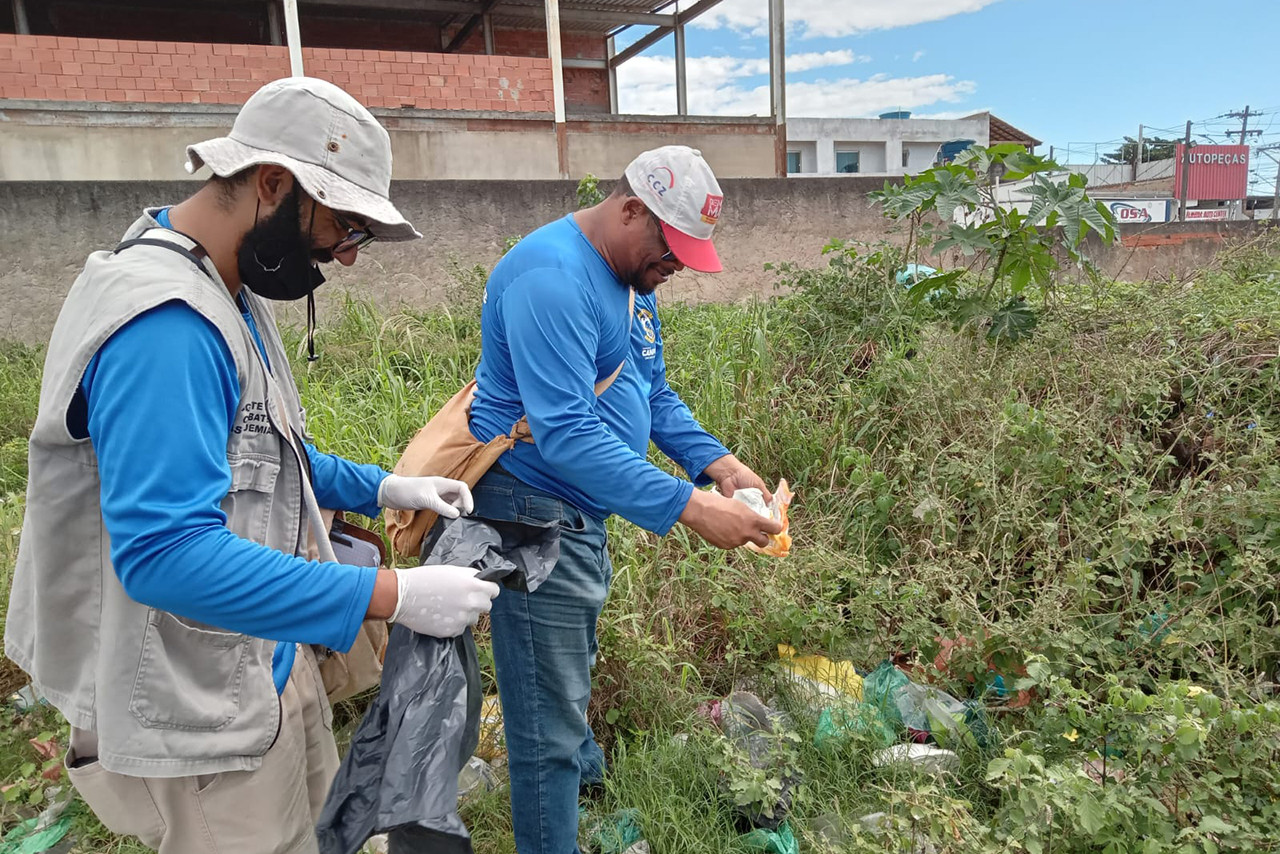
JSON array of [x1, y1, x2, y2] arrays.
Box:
[[872, 744, 959, 775], [862, 662, 915, 729], [895, 264, 938, 286], [716, 692, 801, 830], [582, 808, 644, 854], [724, 480, 794, 557], [742, 821, 799, 854], [777, 644, 863, 700], [316, 517, 560, 854], [862, 663, 989, 749], [814, 704, 896, 751], [475, 695, 504, 761], [456, 757, 500, 803], [0, 785, 73, 854]]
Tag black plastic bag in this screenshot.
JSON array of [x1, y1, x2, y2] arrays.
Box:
[[316, 517, 559, 854]]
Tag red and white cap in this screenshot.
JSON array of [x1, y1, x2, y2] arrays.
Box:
[[624, 145, 724, 273]]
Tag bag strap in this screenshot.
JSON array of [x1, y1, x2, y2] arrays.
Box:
[[507, 286, 635, 443], [114, 229, 217, 283]]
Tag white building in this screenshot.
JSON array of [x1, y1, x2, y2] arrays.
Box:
[[786, 112, 1044, 177]]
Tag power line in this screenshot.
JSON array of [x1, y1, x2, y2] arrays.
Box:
[[1225, 105, 1265, 142]]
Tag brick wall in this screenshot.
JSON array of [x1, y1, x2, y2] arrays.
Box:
[[0, 33, 554, 112], [445, 26, 609, 112]]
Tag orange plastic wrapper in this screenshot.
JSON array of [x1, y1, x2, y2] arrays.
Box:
[[722, 479, 793, 557]]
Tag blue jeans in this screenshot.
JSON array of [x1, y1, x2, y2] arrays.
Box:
[[474, 467, 611, 854]]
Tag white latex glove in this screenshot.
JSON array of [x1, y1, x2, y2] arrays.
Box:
[[378, 474, 475, 518], [389, 565, 500, 638]]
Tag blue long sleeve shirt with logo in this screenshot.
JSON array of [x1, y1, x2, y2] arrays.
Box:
[[468, 214, 730, 535], [78, 211, 388, 692]]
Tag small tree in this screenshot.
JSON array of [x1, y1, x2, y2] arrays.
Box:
[[576, 173, 605, 209], [1101, 135, 1180, 167], [871, 143, 1117, 343]]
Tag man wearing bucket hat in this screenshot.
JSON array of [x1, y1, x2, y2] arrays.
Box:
[[4, 77, 500, 853], [467, 145, 781, 853]]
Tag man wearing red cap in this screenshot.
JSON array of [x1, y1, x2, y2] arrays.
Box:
[[467, 145, 781, 853]]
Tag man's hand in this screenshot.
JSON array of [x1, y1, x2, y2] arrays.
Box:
[[368, 565, 500, 638], [703, 454, 772, 503], [378, 474, 475, 518], [678, 488, 783, 550]]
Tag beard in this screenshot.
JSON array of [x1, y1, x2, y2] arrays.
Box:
[[237, 187, 325, 301], [622, 265, 661, 295]]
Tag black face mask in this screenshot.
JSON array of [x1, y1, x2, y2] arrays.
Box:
[[237, 187, 326, 302]]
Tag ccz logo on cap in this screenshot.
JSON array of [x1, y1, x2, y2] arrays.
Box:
[[701, 194, 724, 225], [645, 167, 675, 197]]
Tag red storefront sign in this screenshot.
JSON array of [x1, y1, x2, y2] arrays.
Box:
[[1174, 144, 1250, 200]]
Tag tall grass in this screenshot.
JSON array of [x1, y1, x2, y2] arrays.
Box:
[[2, 233, 1280, 851]]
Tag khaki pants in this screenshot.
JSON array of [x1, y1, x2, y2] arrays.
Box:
[[65, 645, 339, 854]]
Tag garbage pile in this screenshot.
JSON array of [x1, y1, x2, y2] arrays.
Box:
[[676, 647, 998, 853]]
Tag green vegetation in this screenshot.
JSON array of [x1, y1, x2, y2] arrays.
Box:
[[872, 143, 1116, 343], [1, 227, 1279, 852]]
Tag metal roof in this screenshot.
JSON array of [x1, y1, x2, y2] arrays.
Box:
[[489, 0, 677, 34], [300, 0, 685, 36]]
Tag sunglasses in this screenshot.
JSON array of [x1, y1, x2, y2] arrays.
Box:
[[332, 210, 378, 254], [647, 209, 676, 263]]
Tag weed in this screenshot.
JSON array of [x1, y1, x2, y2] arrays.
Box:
[[1, 235, 1279, 851]]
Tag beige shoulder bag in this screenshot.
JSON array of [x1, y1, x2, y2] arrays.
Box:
[[386, 288, 635, 558]]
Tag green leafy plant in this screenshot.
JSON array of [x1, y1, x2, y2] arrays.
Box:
[[577, 173, 606, 209], [986, 655, 1280, 853], [711, 729, 802, 822], [872, 143, 1117, 342], [501, 234, 523, 256]]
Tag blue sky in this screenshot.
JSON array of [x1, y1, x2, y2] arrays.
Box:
[[615, 0, 1280, 190]]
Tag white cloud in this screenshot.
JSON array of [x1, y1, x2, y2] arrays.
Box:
[[616, 49, 860, 113], [619, 52, 977, 118], [912, 50, 926, 62], [788, 49, 861, 72], [691, 0, 1004, 39], [786, 74, 977, 117]]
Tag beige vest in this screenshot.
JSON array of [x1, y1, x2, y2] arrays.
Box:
[[4, 211, 317, 777]]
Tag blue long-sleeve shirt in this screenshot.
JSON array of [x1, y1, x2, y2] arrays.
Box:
[[77, 238, 389, 692], [469, 214, 730, 534]]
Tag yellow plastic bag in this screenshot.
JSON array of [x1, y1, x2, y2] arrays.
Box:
[[476, 695, 505, 761], [778, 644, 864, 700]]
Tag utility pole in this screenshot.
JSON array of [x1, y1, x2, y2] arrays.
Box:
[[1274, 159, 1280, 223], [1179, 120, 1192, 222], [1133, 124, 1144, 182], [1259, 144, 1280, 222], [1225, 106, 1263, 143], [768, 0, 786, 177], [1226, 107, 1262, 219]]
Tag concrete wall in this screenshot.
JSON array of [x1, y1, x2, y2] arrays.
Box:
[[904, 142, 942, 173], [789, 116, 990, 177], [0, 102, 775, 181], [1, 179, 1265, 346], [0, 177, 890, 344], [788, 141, 818, 174], [565, 116, 776, 180], [833, 141, 887, 175], [1065, 160, 1177, 187]]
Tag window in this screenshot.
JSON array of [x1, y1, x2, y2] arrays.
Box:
[[902, 148, 911, 169], [786, 151, 802, 174], [835, 150, 860, 174]]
